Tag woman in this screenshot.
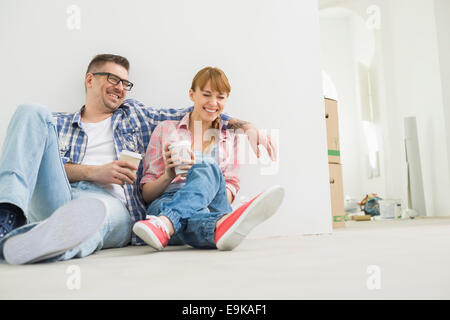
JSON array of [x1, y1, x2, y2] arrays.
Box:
[[133, 66, 241, 250]]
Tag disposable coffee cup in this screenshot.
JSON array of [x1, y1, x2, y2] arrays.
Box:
[[119, 150, 142, 175], [168, 140, 191, 175]]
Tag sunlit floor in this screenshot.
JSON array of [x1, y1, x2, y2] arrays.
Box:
[[1, 216, 449, 300]]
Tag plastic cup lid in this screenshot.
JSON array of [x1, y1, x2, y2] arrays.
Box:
[[169, 140, 191, 149]]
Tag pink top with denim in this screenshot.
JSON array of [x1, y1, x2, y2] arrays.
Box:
[[141, 113, 240, 201]]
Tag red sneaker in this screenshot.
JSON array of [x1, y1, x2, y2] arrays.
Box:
[[133, 216, 170, 250], [215, 185, 285, 251]]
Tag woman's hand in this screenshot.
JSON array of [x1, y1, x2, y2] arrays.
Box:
[[163, 144, 195, 180], [163, 144, 178, 181]]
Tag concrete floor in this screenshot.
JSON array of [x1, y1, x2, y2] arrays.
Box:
[[1, 216, 449, 300]]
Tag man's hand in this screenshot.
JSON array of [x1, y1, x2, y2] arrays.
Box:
[[228, 119, 277, 161], [245, 124, 277, 161], [90, 160, 138, 185]]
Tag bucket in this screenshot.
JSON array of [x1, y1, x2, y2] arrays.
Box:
[[379, 199, 402, 219]]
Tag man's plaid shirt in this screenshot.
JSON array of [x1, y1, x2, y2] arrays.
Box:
[[52, 98, 230, 245]]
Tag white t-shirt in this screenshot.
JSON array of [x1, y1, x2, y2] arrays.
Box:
[[81, 117, 127, 204]]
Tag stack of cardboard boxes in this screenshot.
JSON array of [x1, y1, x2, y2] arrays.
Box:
[[325, 98, 346, 228]]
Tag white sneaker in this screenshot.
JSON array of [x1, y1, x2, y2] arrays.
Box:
[[3, 198, 107, 265]]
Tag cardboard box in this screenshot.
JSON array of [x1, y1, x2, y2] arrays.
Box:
[[329, 163, 346, 228], [325, 98, 340, 164]]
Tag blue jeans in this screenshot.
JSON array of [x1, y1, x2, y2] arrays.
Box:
[[0, 104, 132, 262], [147, 162, 233, 249]]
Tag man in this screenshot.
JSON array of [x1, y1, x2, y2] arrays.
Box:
[[0, 54, 283, 265]]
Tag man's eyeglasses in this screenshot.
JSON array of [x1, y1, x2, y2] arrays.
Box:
[[92, 72, 134, 91]]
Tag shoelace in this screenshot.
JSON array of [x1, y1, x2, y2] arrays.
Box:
[[0, 226, 8, 238], [0, 213, 16, 238], [146, 215, 170, 238]]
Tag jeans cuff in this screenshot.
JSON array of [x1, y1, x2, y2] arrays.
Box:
[[204, 212, 227, 246], [160, 208, 182, 233]]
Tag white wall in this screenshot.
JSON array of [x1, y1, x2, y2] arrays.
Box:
[[319, 13, 365, 201], [319, 9, 386, 203], [434, 0, 450, 194], [382, 0, 450, 216], [0, 0, 332, 236], [319, 0, 450, 216]]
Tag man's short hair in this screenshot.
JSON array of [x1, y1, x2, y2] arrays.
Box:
[[86, 54, 130, 74]]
